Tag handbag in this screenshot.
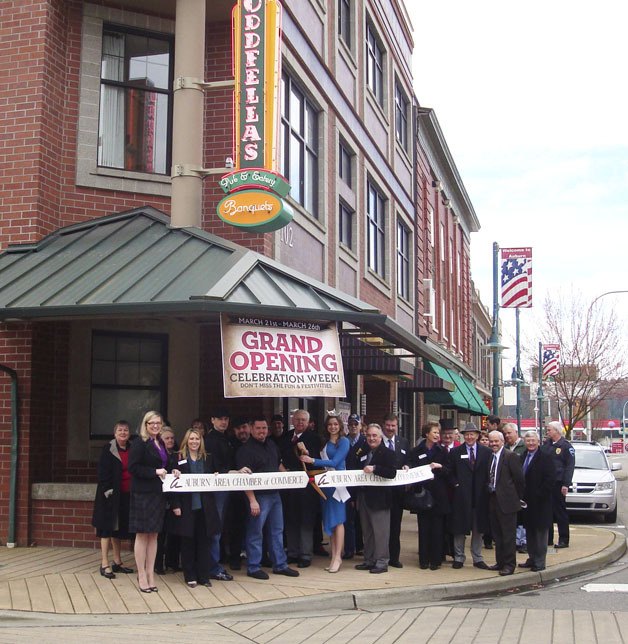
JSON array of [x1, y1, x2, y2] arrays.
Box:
[[403, 486, 434, 513]]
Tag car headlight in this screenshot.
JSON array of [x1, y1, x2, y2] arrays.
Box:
[[594, 481, 614, 492]]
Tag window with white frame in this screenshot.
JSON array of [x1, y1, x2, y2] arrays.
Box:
[[98, 25, 173, 174], [366, 180, 386, 277], [397, 220, 410, 300], [339, 140, 352, 187], [366, 22, 384, 104], [339, 200, 354, 249], [394, 82, 409, 149], [281, 72, 319, 217], [338, 0, 351, 48]]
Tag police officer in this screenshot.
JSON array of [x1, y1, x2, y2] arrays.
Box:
[[541, 421, 575, 548]]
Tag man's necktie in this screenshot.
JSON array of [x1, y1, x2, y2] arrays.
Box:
[[523, 452, 532, 473], [489, 455, 497, 490], [291, 432, 299, 445], [469, 446, 475, 468], [388, 439, 394, 451]]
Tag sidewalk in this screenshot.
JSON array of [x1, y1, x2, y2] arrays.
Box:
[[0, 515, 624, 617]]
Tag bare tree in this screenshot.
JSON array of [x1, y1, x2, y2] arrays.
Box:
[[539, 291, 628, 438]]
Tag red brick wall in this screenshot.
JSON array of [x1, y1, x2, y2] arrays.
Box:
[[0, 324, 35, 545], [31, 499, 100, 548]]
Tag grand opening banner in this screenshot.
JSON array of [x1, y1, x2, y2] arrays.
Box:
[[221, 315, 346, 398]]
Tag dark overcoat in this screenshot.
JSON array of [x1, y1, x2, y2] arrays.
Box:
[[493, 448, 525, 513], [167, 455, 221, 538], [521, 449, 555, 530], [407, 440, 451, 515], [448, 442, 491, 534], [91, 439, 127, 532]]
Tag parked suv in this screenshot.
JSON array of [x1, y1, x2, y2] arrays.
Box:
[[566, 441, 622, 523]]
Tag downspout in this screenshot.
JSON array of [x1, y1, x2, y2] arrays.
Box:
[[0, 365, 18, 548]]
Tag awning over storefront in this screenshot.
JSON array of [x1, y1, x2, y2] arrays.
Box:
[[341, 335, 454, 391], [0, 207, 443, 362], [423, 360, 490, 415]]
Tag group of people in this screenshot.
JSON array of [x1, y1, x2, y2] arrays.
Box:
[[92, 408, 575, 591]]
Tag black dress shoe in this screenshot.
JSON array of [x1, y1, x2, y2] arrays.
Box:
[[488, 564, 501, 571], [210, 571, 234, 581], [297, 559, 311, 568], [554, 542, 569, 549], [112, 562, 134, 574], [342, 552, 354, 560], [273, 567, 300, 577], [247, 569, 269, 580], [314, 546, 329, 557], [99, 566, 115, 579], [452, 561, 463, 569], [154, 567, 166, 575], [419, 563, 429, 570], [369, 566, 388, 574], [473, 561, 490, 570], [429, 564, 440, 571], [499, 568, 514, 576], [389, 560, 403, 568], [229, 560, 242, 571], [355, 562, 374, 570], [518, 561, 532, 568], [483, 542, 494, 549], [531, 566, 546, 572]]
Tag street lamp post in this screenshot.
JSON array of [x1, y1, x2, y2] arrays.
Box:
[[537, 341, 545, 433], [490, 242, 501, 414], [623, 400, 628, 448]]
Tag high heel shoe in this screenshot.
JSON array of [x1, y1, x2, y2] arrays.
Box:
[[112, 562, 134, 574], [99, 566, 115, 579], [328, 562, 342, 574]]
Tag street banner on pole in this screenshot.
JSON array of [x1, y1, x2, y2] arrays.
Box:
[[500, 247, 532, 308]]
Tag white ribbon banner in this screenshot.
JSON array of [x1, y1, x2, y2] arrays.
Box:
[[162, 466, 433, 493], [162, 471, 309, 493], [315, 466, 433, 488]]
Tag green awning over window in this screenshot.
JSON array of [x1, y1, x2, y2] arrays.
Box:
[[423, 360, 490, 415]]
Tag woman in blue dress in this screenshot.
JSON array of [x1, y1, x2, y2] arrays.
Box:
[[300, 414, 349, 573]]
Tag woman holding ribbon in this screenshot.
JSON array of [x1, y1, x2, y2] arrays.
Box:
[[300, 413, 350, 573]]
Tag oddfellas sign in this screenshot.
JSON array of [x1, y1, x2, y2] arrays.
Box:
[[221, 315, 347, 398], [217, 0, 293, 233]]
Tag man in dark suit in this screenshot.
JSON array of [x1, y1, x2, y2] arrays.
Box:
[[354, 423, 397, 574], [487, 430, 525, 576], [278, 408, 321, 568], [519, 431, 555, 571], [449, 422, 492, 569], [343, 413, 366, 559], [382, 414, 409, 568]]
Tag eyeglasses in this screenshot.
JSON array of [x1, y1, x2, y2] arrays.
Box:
[[147, 421, 162, 426]]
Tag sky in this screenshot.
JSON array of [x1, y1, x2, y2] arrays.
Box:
[[406, 0, 628, 372]]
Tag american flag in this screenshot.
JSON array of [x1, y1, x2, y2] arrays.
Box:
[[500, 247, 532, 308], [542, 344, 560, 378]]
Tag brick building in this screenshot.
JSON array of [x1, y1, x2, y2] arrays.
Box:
[[0, 0, 488, 548]]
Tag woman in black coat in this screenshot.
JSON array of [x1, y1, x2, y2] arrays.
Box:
[[407, 422, 451, 570], [168, 428, 221, 587], [91, 420, 134, 579], [129, 410, 171, 593], [169, 428, 252, 586]]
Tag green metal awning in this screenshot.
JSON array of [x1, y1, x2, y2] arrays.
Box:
[[0, 207, 448, 363], [423, 360, 489, 415]]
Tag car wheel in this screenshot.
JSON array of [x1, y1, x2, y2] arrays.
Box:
[[604, 507, 617, 523]]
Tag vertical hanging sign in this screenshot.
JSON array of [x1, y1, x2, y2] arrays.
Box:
[[217, 0, 293, 232]]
